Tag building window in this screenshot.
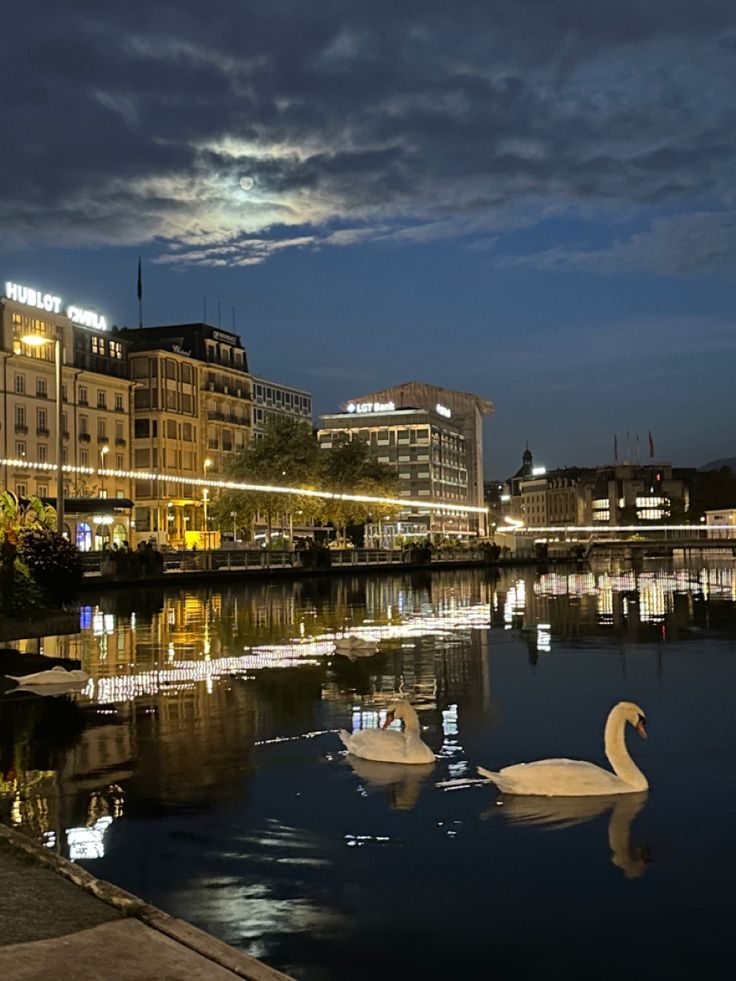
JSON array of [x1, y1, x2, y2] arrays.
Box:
[[37, 408, 48, 434], [115, 421, 124, 442], [80, 414, 89, 435], [38, 445, 47, 463], [97, 391, 107, 408], [16, 441, 26, 457], [115, 393, 124, 412], [116, 454, 124, 469], [79, 386, 88, 406], [92, 335, 105, 356], [16, 483, 27, 498], [35, 377, 47, 398], [81, 449, 89, 466], [109, 340, 122, 359], [38, 484, 48, 498], [97, 419, 107, 439], [14, 374, 25, 394], [15, 406, 26, 431]]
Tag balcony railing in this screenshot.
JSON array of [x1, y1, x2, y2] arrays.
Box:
[[14, 424, 28, 434], [79, 432, 91, 442]]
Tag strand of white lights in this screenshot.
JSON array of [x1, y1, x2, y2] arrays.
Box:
[[503, 524, 735, 533], [0, 457, 486, 516]]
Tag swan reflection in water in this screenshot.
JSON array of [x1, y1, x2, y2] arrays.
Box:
[[345, 756, 435, 811], [490, 791, 651, 879]]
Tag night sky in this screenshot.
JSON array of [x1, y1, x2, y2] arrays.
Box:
[[3, 1, 735, 477]]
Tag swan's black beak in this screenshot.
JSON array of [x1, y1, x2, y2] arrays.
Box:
[[383, 711, 395, 729], [636, 716, 647, 739]]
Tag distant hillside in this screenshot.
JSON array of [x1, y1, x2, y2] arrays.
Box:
[[700, 457, 736, 472]]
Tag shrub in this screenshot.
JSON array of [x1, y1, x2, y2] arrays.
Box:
[[19, 528, 83, 604]]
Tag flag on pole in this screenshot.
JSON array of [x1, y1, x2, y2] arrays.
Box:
[[614, 434, 618, 462], [648, 430, 655, 459]]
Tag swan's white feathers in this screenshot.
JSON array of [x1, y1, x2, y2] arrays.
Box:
[[477, 701, 648, 797], [339, 701, 435, 765]]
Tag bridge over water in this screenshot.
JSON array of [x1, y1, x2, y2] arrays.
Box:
[[496, 524, 736, 559]]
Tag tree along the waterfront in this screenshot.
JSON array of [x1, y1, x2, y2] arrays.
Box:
[[211, 421, 400, 546]]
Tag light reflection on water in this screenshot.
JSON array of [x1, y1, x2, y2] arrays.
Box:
[[2, 563, 736, 979]]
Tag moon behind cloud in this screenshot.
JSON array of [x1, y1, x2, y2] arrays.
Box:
[[239, 176, 255, 191]]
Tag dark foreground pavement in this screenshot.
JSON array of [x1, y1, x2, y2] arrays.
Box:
[[0, 826, 294, 981]]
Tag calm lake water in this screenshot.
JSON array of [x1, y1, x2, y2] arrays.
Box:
[[2, 563, 735, 979]]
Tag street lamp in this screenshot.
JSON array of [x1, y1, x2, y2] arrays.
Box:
[[99, 444, 109, 497], [203, 458, 212, 549], [20, 331, 64, 535]]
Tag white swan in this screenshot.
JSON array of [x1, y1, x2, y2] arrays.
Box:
[[6, 666, 90, 687], [477, 701, 648, 796], [339, 701, 435, 764]]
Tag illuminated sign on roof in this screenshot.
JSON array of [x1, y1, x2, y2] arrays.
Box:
[[346, 401, 396, 414], [4, 280, 108, 331]]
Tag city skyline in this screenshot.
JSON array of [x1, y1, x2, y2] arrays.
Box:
[[4, 2, 736, 477]]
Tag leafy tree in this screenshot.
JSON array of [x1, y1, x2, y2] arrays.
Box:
[[213, 416, 322, 544], [317, 436, 400, 544]]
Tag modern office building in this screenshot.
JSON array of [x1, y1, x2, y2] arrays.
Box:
[[318, 381, 494, 540], [1, 279, 135, 548], [115, 323, 253, 547]]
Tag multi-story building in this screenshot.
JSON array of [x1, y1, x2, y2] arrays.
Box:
[[318, 382, 493, 540], [507, 448, 693, 527], [1, 279, 134, 549], [251, 375, 312, 437], [115, 323, 253, 546]]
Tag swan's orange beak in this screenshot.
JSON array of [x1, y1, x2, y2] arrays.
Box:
[[636, 718, 647, 739], [383, 711, 395, 729]]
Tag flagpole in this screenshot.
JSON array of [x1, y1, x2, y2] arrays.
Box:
[[137, 256, 143, 328]]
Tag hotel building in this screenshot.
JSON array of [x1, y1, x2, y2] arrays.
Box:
[[318, 382, 494, 540], [1, 280, 134, 549], [115, 324, 253, 547]]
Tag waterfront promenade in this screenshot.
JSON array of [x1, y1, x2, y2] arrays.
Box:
[[0, 823, 293, 981]]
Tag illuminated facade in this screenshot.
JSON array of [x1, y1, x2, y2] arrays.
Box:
[[510, 459, 693, 527], [1, 281, 134, 548], [116, 323, 252, 547], [318, 403, 479, 539], [340, 382, 493, 537]]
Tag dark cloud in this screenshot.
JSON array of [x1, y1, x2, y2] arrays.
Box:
[[3, 1, 736, 268]]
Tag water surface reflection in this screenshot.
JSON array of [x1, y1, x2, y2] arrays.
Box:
[[1, 563, 735, 979]]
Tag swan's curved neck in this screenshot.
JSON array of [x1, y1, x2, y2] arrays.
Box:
[[398, 706, 421, 735], [604, 708, 648, 790]]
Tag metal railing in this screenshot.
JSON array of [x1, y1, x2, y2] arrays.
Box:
[[81, 546, 492, 578]]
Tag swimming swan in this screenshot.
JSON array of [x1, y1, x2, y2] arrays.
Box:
[[477, 701, 648, 796], [339, 701, 435, 764]]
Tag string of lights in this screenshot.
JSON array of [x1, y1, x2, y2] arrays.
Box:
[[0, 456, 487, 515]]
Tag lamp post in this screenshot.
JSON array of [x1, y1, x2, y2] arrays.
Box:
[[20, 331, 64, 535], [99, 444, 109, 497], [203, 458, 212, 549], [230, 510, 237, 543]]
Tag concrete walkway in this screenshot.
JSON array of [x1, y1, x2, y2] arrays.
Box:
[[0, 825, 294, 981]]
